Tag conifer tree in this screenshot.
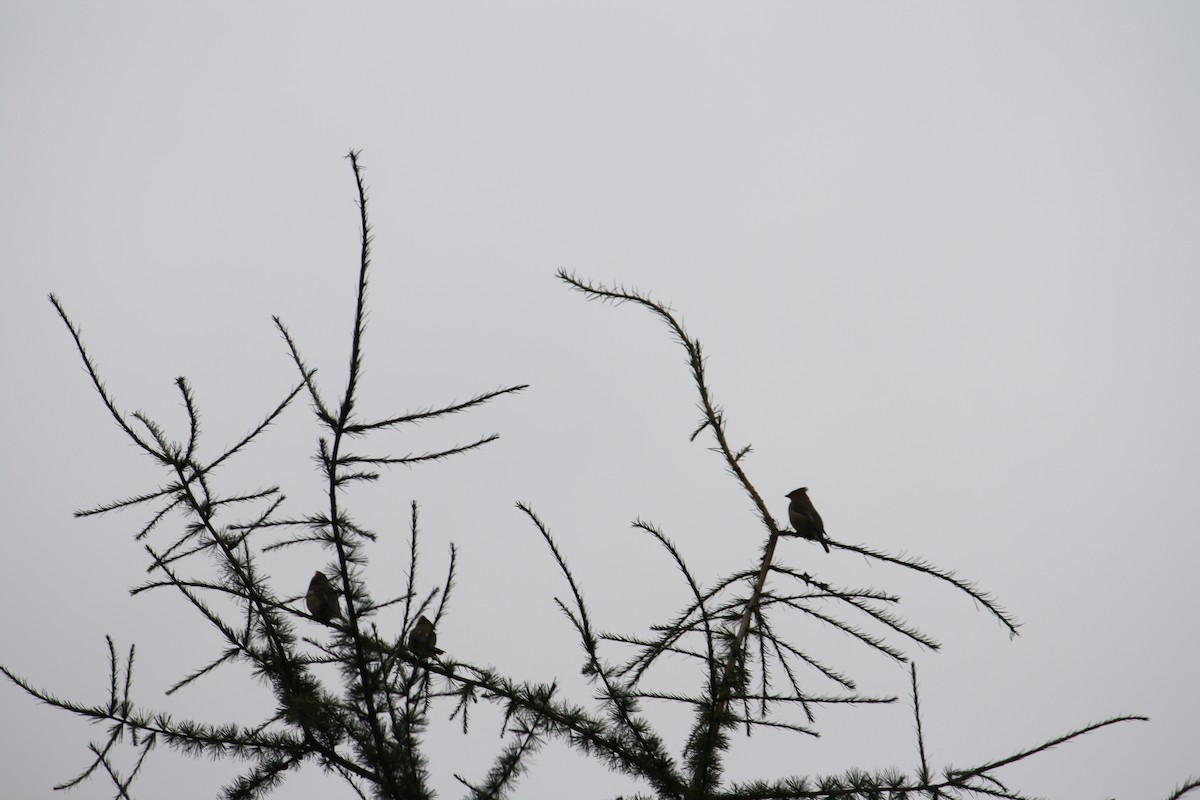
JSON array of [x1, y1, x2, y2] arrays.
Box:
[[3, 153, 1195, 800]]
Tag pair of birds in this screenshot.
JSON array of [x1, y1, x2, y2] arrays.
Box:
[[305, 572, 444, 657]]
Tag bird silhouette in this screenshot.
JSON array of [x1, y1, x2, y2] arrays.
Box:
[[306, 571, 345, 623], [786, 487, 830, 553], [408, 615, 444, 658]]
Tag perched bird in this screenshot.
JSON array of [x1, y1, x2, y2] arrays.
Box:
[[306, 571, 344, 623], [408, 615, 444, 658], [786, 487, 831, 553]]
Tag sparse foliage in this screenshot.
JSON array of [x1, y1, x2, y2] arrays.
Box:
[[3, 153, 1192, 800]]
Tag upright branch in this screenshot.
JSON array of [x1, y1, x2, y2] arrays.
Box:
[[323, 150, 397, 793], [558, 272, 803, 797], [557, 272, 781, 711], [268, 151, 527, 796]]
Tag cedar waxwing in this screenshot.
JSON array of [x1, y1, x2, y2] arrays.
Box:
[[408, 615, 444, 658], [306, 571, 344, 623], [786, 487, 831, 553]]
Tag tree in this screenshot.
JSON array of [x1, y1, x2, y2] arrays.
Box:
[[3, 152, 1195, 800]]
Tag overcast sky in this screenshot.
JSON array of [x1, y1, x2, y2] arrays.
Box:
[[2, 3, 1198, 798]]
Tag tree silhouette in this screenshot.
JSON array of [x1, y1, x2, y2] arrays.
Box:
[[3, 152, 1194, 800]]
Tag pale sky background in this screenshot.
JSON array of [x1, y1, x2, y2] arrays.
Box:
[[2, 3, 1198, 798]]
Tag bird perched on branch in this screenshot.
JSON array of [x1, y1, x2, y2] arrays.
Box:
[[306, 571, 345, 623], [408, 615, 444, 658], [786, 487, 831, 553]]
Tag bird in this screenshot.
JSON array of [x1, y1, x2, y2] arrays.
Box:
[[408, 615, 444, 658], [786, 487, 831, 553], [306, 571, 345, 623]]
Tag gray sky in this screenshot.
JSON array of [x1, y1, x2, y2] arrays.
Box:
[[2, 3, 1198, 798]]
